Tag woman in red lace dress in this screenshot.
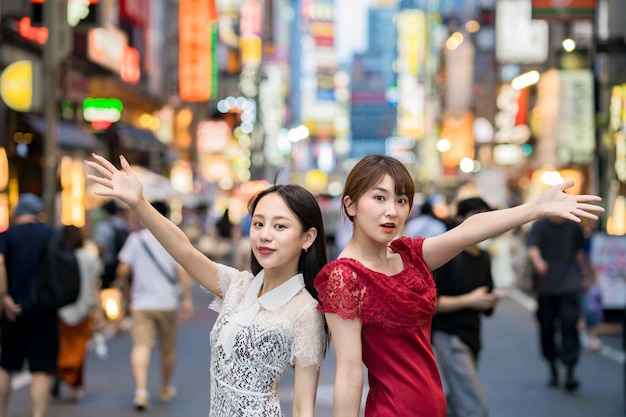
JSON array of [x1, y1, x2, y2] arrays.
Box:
[[314, 155, 604, 417]]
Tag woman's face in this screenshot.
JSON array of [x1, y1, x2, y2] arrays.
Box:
[[346, 174, 410, 244], [249, 192, 312, 275]]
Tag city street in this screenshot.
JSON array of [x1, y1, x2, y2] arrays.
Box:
[[6, 285, 624, 417]]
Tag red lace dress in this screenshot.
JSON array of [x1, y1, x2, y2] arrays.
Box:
[[314, 237, 446, 417]]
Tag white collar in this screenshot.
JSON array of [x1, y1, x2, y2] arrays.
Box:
[[216, 270, 305, 358], [244, 270, 305, 311]]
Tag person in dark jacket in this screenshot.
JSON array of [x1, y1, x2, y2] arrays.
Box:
[[527, 215, 589, 391], [432, 197, 500, 417], [0, 193, 57, 417]]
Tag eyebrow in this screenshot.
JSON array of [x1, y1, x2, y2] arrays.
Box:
[[372, 186, 408, 197], [252, 214, 292, 222]]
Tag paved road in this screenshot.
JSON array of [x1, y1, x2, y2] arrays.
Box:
[[6, 286, 625, 417]]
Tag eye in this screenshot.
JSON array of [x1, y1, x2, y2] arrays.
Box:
[[374, 195, 384, 201], [398, 197, 409, 205], [274, 223, 286, 230], [252, 221, 263, 228]]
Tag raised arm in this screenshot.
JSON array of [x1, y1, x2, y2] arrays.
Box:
[[85, 154, 221, 295], [422, 181, 604, 271]]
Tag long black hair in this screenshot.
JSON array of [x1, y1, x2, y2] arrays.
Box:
[[247, 184, 330, 354]]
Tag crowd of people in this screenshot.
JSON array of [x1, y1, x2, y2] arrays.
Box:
[[0, 152, 606, 417]]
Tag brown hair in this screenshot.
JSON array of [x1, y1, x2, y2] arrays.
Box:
[[342, 155, 415, 221]]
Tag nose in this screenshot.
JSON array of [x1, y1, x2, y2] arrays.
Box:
[[385, 202, 398, 218], [258, 225, 272, 241]]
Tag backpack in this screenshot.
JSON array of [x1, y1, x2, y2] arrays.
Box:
[[113, 225, 130, 256], [101, 224, 129, 288], [31, 231, 81, 310]]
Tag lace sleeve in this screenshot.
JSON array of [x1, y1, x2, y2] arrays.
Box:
[[291, 301, 325, 369], [207, 264, 240, 312], [391, 236, 426, 266], [314, 261, 364, 320]]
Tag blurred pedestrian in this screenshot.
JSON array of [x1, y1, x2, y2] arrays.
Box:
[[53, 226, 103, 402], [404, 199, 447, 238], [85, 154, 329, 417], [527, 216, 591, 391], [432, 197, 500, 417], [93, 200, 129, 289], [197, 209, 233, 264], [0, 193, 57, 417], [115, 201, 194, 411], [233, 212, 251, 271], [314, 155, 603, 417]]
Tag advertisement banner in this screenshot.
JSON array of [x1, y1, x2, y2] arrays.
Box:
[[496, 0, 549, 64], [557, 70, 596, 165], [591, 233, 626, 309], [532, 0, 595, 21]]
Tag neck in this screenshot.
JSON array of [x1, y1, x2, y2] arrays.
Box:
[[344, 230, 390, 266], [260, 268, 299, 295], [13, 215, 38, 225]]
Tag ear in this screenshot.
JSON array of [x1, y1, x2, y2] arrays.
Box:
[[343, 195, 356, 218], [302, 227, 318, 251]]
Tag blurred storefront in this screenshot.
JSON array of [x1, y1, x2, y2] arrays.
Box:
[[0, 0, 178, 229]]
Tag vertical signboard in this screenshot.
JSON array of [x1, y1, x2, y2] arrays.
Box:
[[557, 70, 595, 164], [496, 0, 549, 64], [179, 0, 217, 102]]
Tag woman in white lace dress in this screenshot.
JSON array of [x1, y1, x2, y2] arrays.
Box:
[[86, 154, 329, 417]]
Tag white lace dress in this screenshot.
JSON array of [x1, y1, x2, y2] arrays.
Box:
[[207, 265, 325, 417]]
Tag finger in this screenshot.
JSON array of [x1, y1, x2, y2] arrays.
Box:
[[84, 160, 113, 180], [561, 212, 582, 222], [576, 202, 604, 212], [85, 175, 111, 189], [572, 209, 599, 221], [119, 155, 138, 181], [557, 180, 575, 192], [92, 153, 119, 173], [576, 195, 602, 202]]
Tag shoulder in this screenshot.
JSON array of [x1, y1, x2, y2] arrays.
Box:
[[217, 264, 254, 292], [391, 236, 425, 259], [315, 258, 362, 285]]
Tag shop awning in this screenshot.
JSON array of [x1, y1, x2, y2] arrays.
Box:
[[115, 124, 167, 151], [27, 116, 100, 150]]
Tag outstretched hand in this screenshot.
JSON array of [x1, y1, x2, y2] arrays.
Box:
[[536, 180, 604, 222], [85, 153, 144, 209]]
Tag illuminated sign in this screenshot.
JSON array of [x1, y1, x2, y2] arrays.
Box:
[[120, 0, 149, 27], [496, 0, 549, 64], [0, 61, 35, 112], [88, 27, 128, 73], [121, 47, 140, 84], [532, 0, 595, 20], [82, 97, 123, 123], [557, 70, 595, 164], [240, 0, 262, 34], [18, 17, 48, 44], [179, 0, 218, 102], [30, 0, 99, 27], [197, 120, 231, 153], [441, 111, 475, 170]]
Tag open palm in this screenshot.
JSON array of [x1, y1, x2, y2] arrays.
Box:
[[537, 180, 603, 222], [85, 154, 144, 209]]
